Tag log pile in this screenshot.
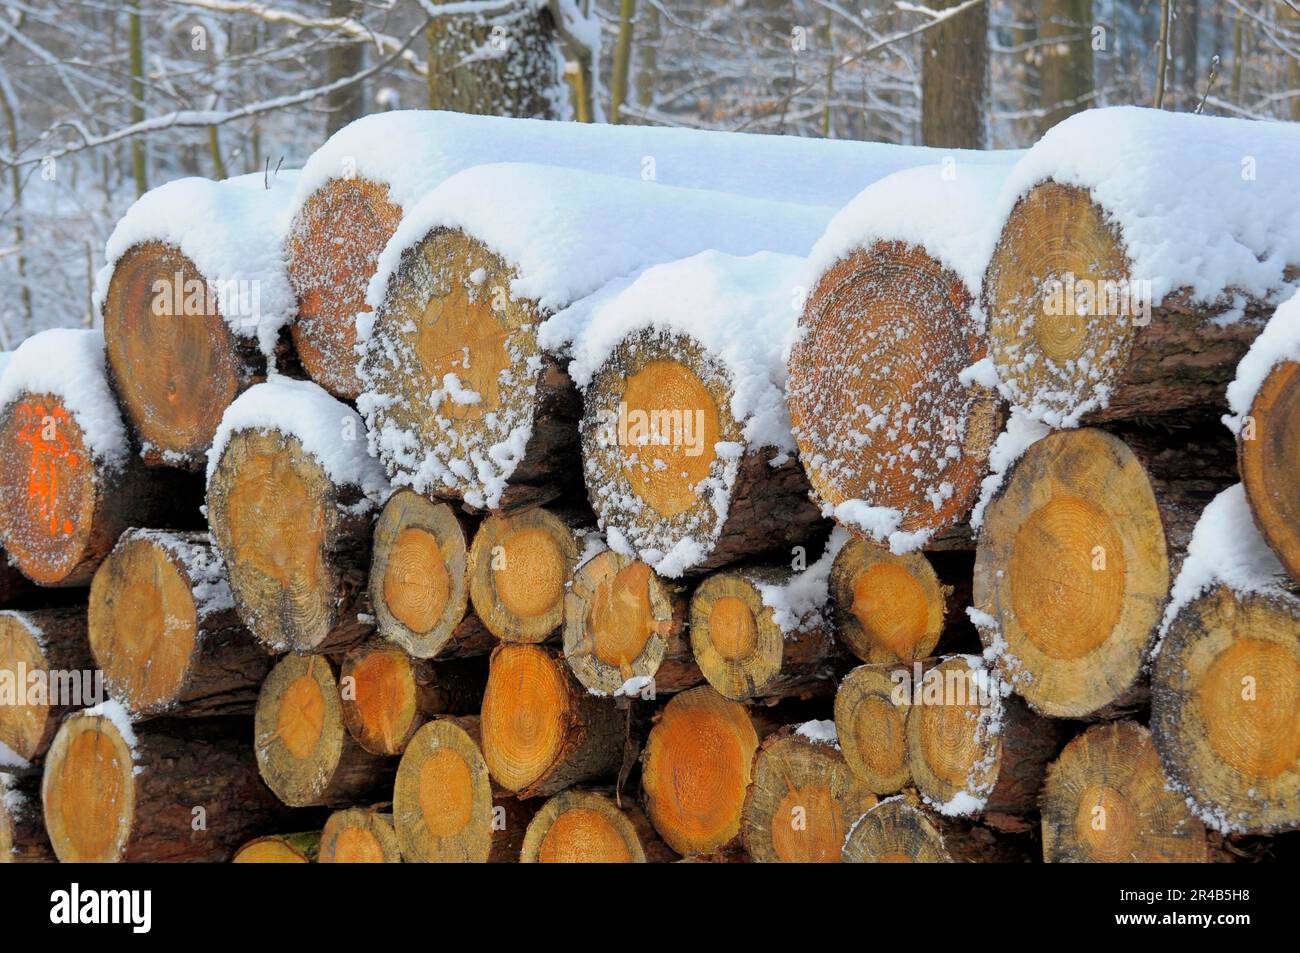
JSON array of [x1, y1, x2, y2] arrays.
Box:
[[1, 106, 1297, 865]]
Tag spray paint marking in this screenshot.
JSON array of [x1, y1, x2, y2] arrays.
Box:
[[14, 400, 77, 537]]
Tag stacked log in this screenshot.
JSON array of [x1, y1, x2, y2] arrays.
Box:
[[232, 832, 320, 863], [519, 789, 674, 863], [829, 538, 951, 664], [318, 806, 402, 863], [0, 608, 92, 764]]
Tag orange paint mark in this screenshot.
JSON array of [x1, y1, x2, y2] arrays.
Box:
[[14, 400, 76, 539]]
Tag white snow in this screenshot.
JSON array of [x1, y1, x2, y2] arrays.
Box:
[[993, 106, 1300, 309], [1151, 484, 1293, 658], [969, 407, 1052, 530], [755, 527, 850, 633], [0, 741, 28, 770], [1225, 288, 1300, 433], [125, 529, 235, 621], [0, 328, 130, 466], [83, 698, 138, 749], [207, 376, 390, 508], [795, 718, 839, 748], [94, 170, 300, 357]]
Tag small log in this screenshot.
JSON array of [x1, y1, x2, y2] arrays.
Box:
[[740, 727, 877, 863], [688, 567, 838, 702], [392, 715, 533, 863], [1041, 720, 1208, 863], [1152, 584, 1300, 834], [466, 507, 582, 644], [319, 806, 402, 863], [370, 488, 493, 659], [829, 538, 951, 664], [0, 608, 93, 764], [562, 549, 694, 696], [789, 241, 1003, 547], [479, 643, 624, 798], [88, 529, 269, 719], [520, 789, 675, 863], [841, 798, 952, 863], [0, 770, 54, 862], [232, 832, 321, 863], [254, 654, 395, 808], [1237, 359, 1300, 584], [42, 709, 293, 862], [834, 664, 912, 795], [580, 328, 823, 575], [339, 641, 485, 756], [640, 685, 759, 859]]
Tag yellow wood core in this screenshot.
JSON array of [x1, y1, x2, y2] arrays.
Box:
[[348, 646, 416, 754], [226, 442, 326, 597], [383, 527, 450, 634], [618, 360, 721, 518], [53, 727, 130, 861], [709, 596, 758, 662], [277, 672, 326, 760], [771, 784, 843, 863], [852, 695, 908, 782], [333, 826, 385, 863], [495, 527, 566, 620], [1074, 784, 1137, 863], [1010, 494, 1125, 659], [418, 746, 475, 838], [1198, 639, 1300, 780], [915, 690, 983, 791], [851, 563, 930, 659], [0, 616, 47, 761], [588, 560, 655, 667], [1241, 361, 1300, 582], [481, 646, 568, 791], [233, 839, 309, 863], [538, 808, 633, 862]]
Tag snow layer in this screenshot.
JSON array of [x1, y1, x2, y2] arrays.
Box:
[[969, 407, 1052, 530], [795, 719, 839, 748], [292, 108, 1020, 219], [83, 698, 138, 749], [755, 527, 850, 633], [993, 106, 1300, 308], [0, 328, 130, 466], [367, 162, 835, 317], [1225, 288, 1300, 433], [94, 170, 299, 356], [806, 161, 1018, 299], [207, 376, 390, 508]]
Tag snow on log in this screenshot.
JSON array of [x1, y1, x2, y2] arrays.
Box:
[[519, 788, 672, 863], [0, 768, 53, 862], [1040, 721, 1208, 863], [739, 725, 877, 863], [466, 506, 584, 643], [254, 654, 395, 808], [479, 643, 624, 798], [829, 537, 951, 664], [393, 715, 533, 863], [358, 163, 837, 512], [984, 107, 1300, 427], [286, 110, 1015, 398], [562, 548, 693, 697], [206, 377, 389, 654], [639, 685, 759, 859], [97, 172, 299, 468], [1229, 289, 1300, 585], [973, 426, 1236, 719], [318, 806, 402, 863], [0, 608, 93, 765], [88, 529, 269, 719], [232, 832, 320, 863], [370, 488, 493, 659], [1150, 484, 1300, 834], [788, 163, 1012, 551], [687, 560, 840, 702], [553, 251, 824, 577], [0, 329, 201, 586], [42, 704, 292, 861], [338, 641, 485, 756], [834, 663, 913, 795]]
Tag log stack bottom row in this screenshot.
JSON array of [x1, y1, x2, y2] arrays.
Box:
[[1, 105, 1299, 863]]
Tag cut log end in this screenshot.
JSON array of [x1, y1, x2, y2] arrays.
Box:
[[905, 656, 1002, 812], [393, 718, 499, 862], [287, 177, 403, 400], [1152, 586, 1300, 834], [520, 790, 647, 863], [641, 686, 758, 857], [563, 550, 685, 696], [830, 538, 947, 663], [0, 615, 53, 762], [340, 643, 422, 756], [103, 241, 245, 467], [468, 508, 578, 643], [842, 798, 952, 863], [1041, 721, 1207, 863], [973, 428, 1169, 718], [741, 732, 876, 863], [232, 833, 320, 863], [1239, 360, 1300, 584], [41, 710, 136, 863], [789, 241, 1001, 541], [319, 807, 401, 863], [835, 665, 911, 795]]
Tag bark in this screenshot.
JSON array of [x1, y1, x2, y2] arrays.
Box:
[[920, 0, 989, 148], [1037, 0, 1094, 134], [0, 769, 55, 862]]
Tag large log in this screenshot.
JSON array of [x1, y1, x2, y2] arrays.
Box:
[[1237, 359, 1300, 585], [99, 174, 297, 467], [42, 707, 293, 862], [88, 529, 269, 719], [519, 789, 675, 863], [829, 538, 951, 664], [318, 806, 402, 863], [207, 379, 389, 654], [1041, 720, 1208, 863], [0, 330, 202, 586], [833, 663, 913, 795], [392, 715, 533, 863], [0, 608, 92, 764], [254, 653, 395, 808], [562, 549, 695, 697], [479, 643, 625, 798], [369, 488, 493, 660]]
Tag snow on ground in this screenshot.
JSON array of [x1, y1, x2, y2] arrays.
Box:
[[1225, 288, 1300, 434]]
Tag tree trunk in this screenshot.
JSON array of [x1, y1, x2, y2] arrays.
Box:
[[325, 0, 365, 136], [834, 663, 915, 795], [319, 806, 402, 862], [0, 770, 55, 862], [841, 796, 1029, 862], [0, 608, 92, 764], [920, 0, 989, 148], [1037, 0, 1093, 134]]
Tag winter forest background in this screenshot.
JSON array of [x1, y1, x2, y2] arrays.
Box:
[[1, 0, 1298, 348]]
